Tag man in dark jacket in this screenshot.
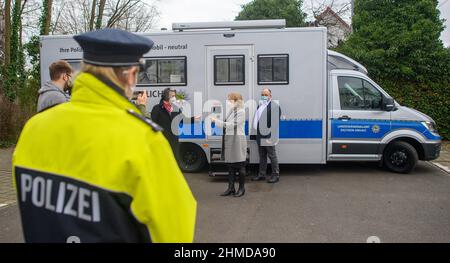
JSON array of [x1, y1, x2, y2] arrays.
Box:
[[37, 60, 73, 112], [252, 88, 282, 183], [151, 88, 200, 166]]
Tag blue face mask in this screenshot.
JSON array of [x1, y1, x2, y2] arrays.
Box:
[[260, 95, 269, 102]]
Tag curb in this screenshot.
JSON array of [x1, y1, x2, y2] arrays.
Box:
[[0, 201, 16, 209], [430, 161, 450, 174]]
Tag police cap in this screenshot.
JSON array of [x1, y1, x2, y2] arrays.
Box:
[[73, 28, 154, 67]]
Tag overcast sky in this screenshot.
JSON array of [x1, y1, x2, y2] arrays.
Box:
[[155, 0, 450, 47], [440, 0, 450, 46]]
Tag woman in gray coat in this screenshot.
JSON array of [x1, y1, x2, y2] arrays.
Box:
[[211, 92, 247, 197]]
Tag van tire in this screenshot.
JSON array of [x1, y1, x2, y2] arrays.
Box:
[[383, 141, 418, 174], [179, 143, 206, 173]]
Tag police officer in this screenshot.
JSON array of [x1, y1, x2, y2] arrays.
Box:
[[12, 28, 197, 243]]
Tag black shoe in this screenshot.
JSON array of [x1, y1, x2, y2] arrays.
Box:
[[267, 174, 279, 183], [221, 187, 235, 196], [234, 187, 245, 197], [251, 175, 265, 181], [222, 172, 236, 196]]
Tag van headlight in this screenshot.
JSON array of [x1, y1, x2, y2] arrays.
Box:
[[421, 121, 438, 134]]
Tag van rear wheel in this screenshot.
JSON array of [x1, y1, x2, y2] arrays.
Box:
[[179, 143, 206, 173], [383, 141, 418, 174]]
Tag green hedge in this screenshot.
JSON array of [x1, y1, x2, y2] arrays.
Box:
[[336, 0, 450, 140], [378, 79, 450, 140]]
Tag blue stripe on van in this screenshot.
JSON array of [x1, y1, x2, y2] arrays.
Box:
[[391, 120, 441, 141], [178, 120, 323, 139], [178, 119, 440, 141], [279, 120, 323, 139], [331, 119, 441, 141]]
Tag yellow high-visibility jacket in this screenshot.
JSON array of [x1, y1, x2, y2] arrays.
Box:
[[12, 72, 197, 243]]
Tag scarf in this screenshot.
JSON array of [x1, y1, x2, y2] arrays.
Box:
[[162, 100, 173, 113]]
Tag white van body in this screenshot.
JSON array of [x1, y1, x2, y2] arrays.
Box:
[[39, 20, 441, 173]]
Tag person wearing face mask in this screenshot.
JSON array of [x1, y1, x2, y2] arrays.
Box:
[[12, 28, 196, 243], [252, 88, 282, 183], [211, 93, 247, 197], [151, 88, 200, 166], [37, 60, 74, 112]]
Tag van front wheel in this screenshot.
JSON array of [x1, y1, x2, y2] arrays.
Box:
[[383, 141, 418, 174], [179, 143, 206, 173]]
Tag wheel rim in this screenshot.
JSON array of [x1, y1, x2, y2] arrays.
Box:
[[182, 150, 198, 168], [390, 150, 408, 167]]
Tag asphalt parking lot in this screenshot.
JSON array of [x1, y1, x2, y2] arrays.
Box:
[[1, 161, 449, 243], [190, 161, 450, 243]]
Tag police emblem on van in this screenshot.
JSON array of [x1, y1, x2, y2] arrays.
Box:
[[371, 124, 380, 133]]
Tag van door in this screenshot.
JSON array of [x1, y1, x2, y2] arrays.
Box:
[[329, 72, 391, 160], [205, 45, 254, 141]]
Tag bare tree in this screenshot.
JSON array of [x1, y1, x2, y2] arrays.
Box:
[[107, 0, 158, 31], [40, 0, 52, 35], [19, 0, 47, 38], [309, 0, 351, 25], [89, 0, 96, 30], [106, 0, 140, 28], [3, 0, 11, 66], [0, 3, 4, 63], [51, 0, 159, 34], [96, 0, 106, 29], [17, 0, 34, 49], [52, 0, 89, 34]]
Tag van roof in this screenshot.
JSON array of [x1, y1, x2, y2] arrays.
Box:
[[328, 50, 368, 74], [40, 26, 327, 40]]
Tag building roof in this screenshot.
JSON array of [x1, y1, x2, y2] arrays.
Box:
[[315, 6, 351, 31]]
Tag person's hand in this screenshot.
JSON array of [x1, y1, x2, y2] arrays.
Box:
[[136, 92, 148, 106], [194, 115, 201, 122]]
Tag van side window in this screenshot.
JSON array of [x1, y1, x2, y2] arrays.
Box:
[[338, 76, 382, 110], [257, 54, 289, 85], [138, 56, 187, 86], [214, 55, 245, 85]]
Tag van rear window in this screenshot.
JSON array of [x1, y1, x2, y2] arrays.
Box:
[[257, 54, 289, 85]]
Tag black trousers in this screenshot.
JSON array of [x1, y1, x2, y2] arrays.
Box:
[[168, 139, 180, 165]]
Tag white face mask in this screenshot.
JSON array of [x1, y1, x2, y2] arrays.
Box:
[[169, 96, 177, 104]]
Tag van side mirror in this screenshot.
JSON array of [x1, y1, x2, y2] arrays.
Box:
[[382, 97, 396, 111]]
